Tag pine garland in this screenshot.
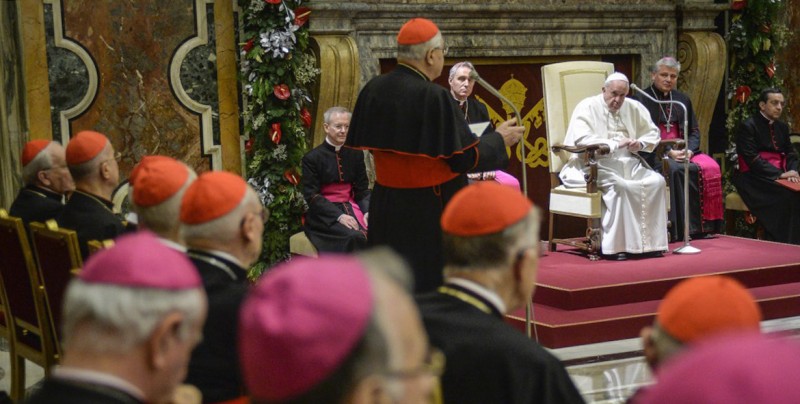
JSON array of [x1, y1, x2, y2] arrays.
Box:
[[239, 0, 318, 277]]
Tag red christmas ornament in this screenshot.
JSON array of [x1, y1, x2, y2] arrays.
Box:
[[300, 108, 312, 128], [270, 123, 282, 144], [243, 38, 255, 53], [245, 138, 254, 154], [759, 23, 771, 33], [283, 169, 300, 186], [735, 85, 751, 104], [273, 84, 290, 100], [765, 61, 775, 79], [294, 7, 311, 27], [731, 0, 746, 11]]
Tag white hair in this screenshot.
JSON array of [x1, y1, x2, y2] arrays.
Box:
[[449, 61, 476, 81], [21, 142, 55, 185], [132, 169, 197, 237], [397, 32, 443, 61], [323, 106, 351, 124], [61, 280, 205, 353], [183, 188, 260, 244]]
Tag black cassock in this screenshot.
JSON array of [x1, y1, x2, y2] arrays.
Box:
[[633, 86, 722, 240], [24, 377, 143, 404], [56, 190, 128, 260], [733, 113, 800, 244], [417, 284, 585, 404], [301, 141, 370, 252], [185, 249, 248, 402], [9, 185, 65, 225], [346, 64, 509, 293]]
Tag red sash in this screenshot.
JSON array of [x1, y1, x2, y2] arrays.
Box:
[[372, 151, 460, 188], [738, 151, 786, 173], [321, 183, 366, 228]]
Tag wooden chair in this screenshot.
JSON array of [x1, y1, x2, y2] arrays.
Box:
[[542, 61, 614, 260], [0, 210, 60, 401], [87, 238, 115, 256], [29, 220, 83, 350], [289, 231, 318, 257]]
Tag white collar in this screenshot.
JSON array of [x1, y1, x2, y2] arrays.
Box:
[[445, 277, 506, 314], [193, 248, 243, 268], [158, 237, 187, 253], [759, 111, 775, 124], [325, 137, 343, 151], [53, 366, 146, 401]]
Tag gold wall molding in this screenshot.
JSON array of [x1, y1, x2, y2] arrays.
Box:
[[677, 31, 726, 154], [309, 34, 360, 147], [19, 0, 51, 142], [214, 0, 242, 174]]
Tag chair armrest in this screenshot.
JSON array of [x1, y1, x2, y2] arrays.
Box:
[[552, 143, 611, 155]]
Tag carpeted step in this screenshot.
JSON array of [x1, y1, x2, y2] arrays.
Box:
[[507, 282, 800, 348]]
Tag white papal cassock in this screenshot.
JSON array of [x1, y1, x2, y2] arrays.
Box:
[[559, 94, 669, 255]]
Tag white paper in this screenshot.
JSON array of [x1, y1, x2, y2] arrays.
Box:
[[469, 122, 491, 137]]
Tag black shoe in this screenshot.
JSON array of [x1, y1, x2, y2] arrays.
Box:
[[603, 252, 627, 261], [642, 251, 664, 258]]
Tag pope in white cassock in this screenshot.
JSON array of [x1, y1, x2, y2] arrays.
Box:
[[559, 72, 669, 260]]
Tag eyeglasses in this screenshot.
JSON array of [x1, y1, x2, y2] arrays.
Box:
[[383, 347, 445, 379], [434, 46, 449, 56], [325, 123, 349, 131]]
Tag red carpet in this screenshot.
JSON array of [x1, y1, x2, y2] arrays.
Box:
[[506, 236, 800, 348]]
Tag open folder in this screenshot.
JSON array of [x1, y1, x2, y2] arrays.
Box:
[[776, 178, 800, 192]]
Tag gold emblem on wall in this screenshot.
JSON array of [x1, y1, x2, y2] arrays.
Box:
[[475, 75, 549, 169]]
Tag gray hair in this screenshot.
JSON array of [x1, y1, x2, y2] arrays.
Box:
[[22, 142, 55, 185], [649, 321, 686, 365], [653, 56, 681, 73], [397, 32, 443, 61], [61, 280, 205, 353], [443, 207, 541, 271], [183, 188, 260, 244], [323, 106, 351, 124], [449, 61, 476, 81], [132, 168, 197, 237]]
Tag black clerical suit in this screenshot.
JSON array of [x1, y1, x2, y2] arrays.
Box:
[[301, 141, 370, 252], [733, 113, 800, 244], [185, 249, 249, 402], [25, 377, 143, 404], [346, 64, 509, 293], [9, 185, 65, 225], [417, 282, 585, 404], [56, 190, 127, 260], [633, 86, 722, 239]]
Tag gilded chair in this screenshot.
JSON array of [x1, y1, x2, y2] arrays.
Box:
[[29, 220, 83, 349], [0, 210, 60, 401], [542, 61, 615, 260], [87, 238, 115, 256]]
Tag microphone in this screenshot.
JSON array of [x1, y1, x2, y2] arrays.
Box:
[[469, 69, 536, 340], [629, 83, 699, 254]]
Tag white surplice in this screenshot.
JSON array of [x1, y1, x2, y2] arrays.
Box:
[[559, 94, 668, 255]]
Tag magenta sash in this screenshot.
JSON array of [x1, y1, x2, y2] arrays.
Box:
[[660, 123, 723, 221], [493, 170, 521, 189], [320, 183, 367, 229], [737, 151, 786, 174]]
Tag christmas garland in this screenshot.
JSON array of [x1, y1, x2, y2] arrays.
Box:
[[239, 0, 318, 277]]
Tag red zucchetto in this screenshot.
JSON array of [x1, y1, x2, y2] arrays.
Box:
[[441, 181, 532, 236], [397, 18, 440, 45], [22, 140, 52, 167], [180, 171, 247, 225], [66, 131, 109, 165], [657, 275, 761, 343], [131, 156, 191, 207]]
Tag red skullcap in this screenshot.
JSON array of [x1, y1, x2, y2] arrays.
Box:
[[80, 231, 201, 290], [441, 181, 533, 236], [131, 156, 191, 207], [658, 275, 761, 343], [397, 18, 440, 45], [66, 131, 109, 165], [180, 171, 247, 224], [22, 140, 52, 167], [239, 256, 373, 401]]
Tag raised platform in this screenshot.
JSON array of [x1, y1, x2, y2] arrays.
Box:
[[506, 236, 800, 348]]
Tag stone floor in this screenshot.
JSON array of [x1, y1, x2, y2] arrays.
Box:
[[553, 315, 800, 403], [2, 316, 799, 402]]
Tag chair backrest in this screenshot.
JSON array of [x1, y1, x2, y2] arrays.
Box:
[[542, 61, 614, 173], [0, 209, 59, 365], [29, 220, 83, 348], [87, 238, 115, 256]]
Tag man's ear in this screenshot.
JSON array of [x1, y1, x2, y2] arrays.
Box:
[[146, 312, 184, 370], [640, 326, 660, 371], [37, 170, 51, 186]]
